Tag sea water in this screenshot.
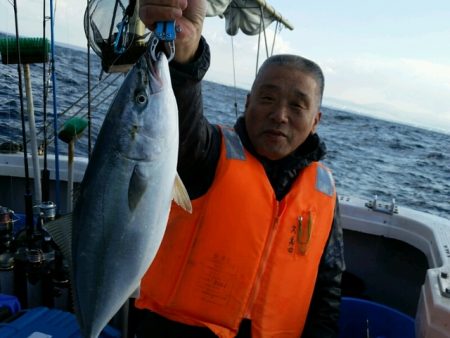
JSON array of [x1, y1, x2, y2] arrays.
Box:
[[0, 43, 449, 219]]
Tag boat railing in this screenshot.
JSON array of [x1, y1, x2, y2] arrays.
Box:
[[35, 72, 122, 149]]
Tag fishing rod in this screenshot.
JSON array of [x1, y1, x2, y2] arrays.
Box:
[[49, 0, 61, 215], [42, 0, 50, 202], [12, 0, 34, 230], [0, 0, 67, 311], [87, 0, 92, 157]]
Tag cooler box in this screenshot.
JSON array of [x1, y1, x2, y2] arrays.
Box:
[[339, 297, 415, 338], [0, 307, 121, 337]]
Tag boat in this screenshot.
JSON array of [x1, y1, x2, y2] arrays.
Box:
[[0, 0, 449, 337]]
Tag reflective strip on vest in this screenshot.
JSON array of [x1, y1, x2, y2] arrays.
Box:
[[316, 164, 335, 196], [222, 127, 246, 160], [223, 128, 335, 198]]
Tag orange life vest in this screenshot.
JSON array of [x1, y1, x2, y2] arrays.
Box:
[[135, 127, 336, 338]]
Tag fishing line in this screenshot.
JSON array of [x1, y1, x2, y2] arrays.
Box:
[[255, 17, 261, 76], [270, 21, 279, 56], [259, 6, 269, 58], [230, 35, 238, 118]]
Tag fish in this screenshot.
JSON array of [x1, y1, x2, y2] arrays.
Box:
[[45, 51, 191, 338]]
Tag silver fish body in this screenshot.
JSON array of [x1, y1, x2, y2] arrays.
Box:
[[71, 53, 180, 337]]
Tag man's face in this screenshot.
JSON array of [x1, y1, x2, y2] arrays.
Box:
[[244, 64, 322, 160]]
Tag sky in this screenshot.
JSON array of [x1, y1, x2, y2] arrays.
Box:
[[1, 0, 450, 134]]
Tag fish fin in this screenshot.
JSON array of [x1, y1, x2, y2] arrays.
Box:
[[44, 214, 83, 332], [43, 213, 73, 268], [172, 172, 192, 213], [129, 164, 149, 211]]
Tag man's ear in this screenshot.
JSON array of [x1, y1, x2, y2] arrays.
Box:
[[311, 111, 322, 134], [245, 93, 250, 110]]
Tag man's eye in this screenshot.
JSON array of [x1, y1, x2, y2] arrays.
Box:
[[291, 101, 307, 110], [260, 96, 275, 102]]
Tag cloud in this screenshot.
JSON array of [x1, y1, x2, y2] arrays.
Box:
[[319, 55, 450, 132], [53, 3, 88, 46], [5, 1, 450, 133], [202, 18, 450, 133]]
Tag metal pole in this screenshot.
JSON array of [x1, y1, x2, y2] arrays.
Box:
[[23, 64, 42, 206], [252, 0, 294, 30]]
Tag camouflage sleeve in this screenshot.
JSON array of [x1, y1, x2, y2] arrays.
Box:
[[302, 197, 346, 338], [169, 37, 222, 200]]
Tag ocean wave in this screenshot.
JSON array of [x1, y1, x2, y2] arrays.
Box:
[[0, 42, 449, 220]]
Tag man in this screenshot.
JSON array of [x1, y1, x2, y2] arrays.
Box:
[[135, 0, 345, 337]]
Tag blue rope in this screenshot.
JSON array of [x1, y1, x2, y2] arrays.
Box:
[[50, 0, 61, 214]]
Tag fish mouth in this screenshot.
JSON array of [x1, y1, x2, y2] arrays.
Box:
[[140, 53, 163, 94], [142, 52, 156, 75]]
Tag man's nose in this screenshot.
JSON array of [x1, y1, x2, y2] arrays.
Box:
[[270, 104, 289, 123]]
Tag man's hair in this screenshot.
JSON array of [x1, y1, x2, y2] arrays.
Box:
[[254, 54, 325, 105]]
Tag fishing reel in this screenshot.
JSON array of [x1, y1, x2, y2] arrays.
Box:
[[0, 206, 15, 254], [84, 0, 149, 73]]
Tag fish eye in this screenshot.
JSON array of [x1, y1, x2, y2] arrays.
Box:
[[135, 92, 147, 105]]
